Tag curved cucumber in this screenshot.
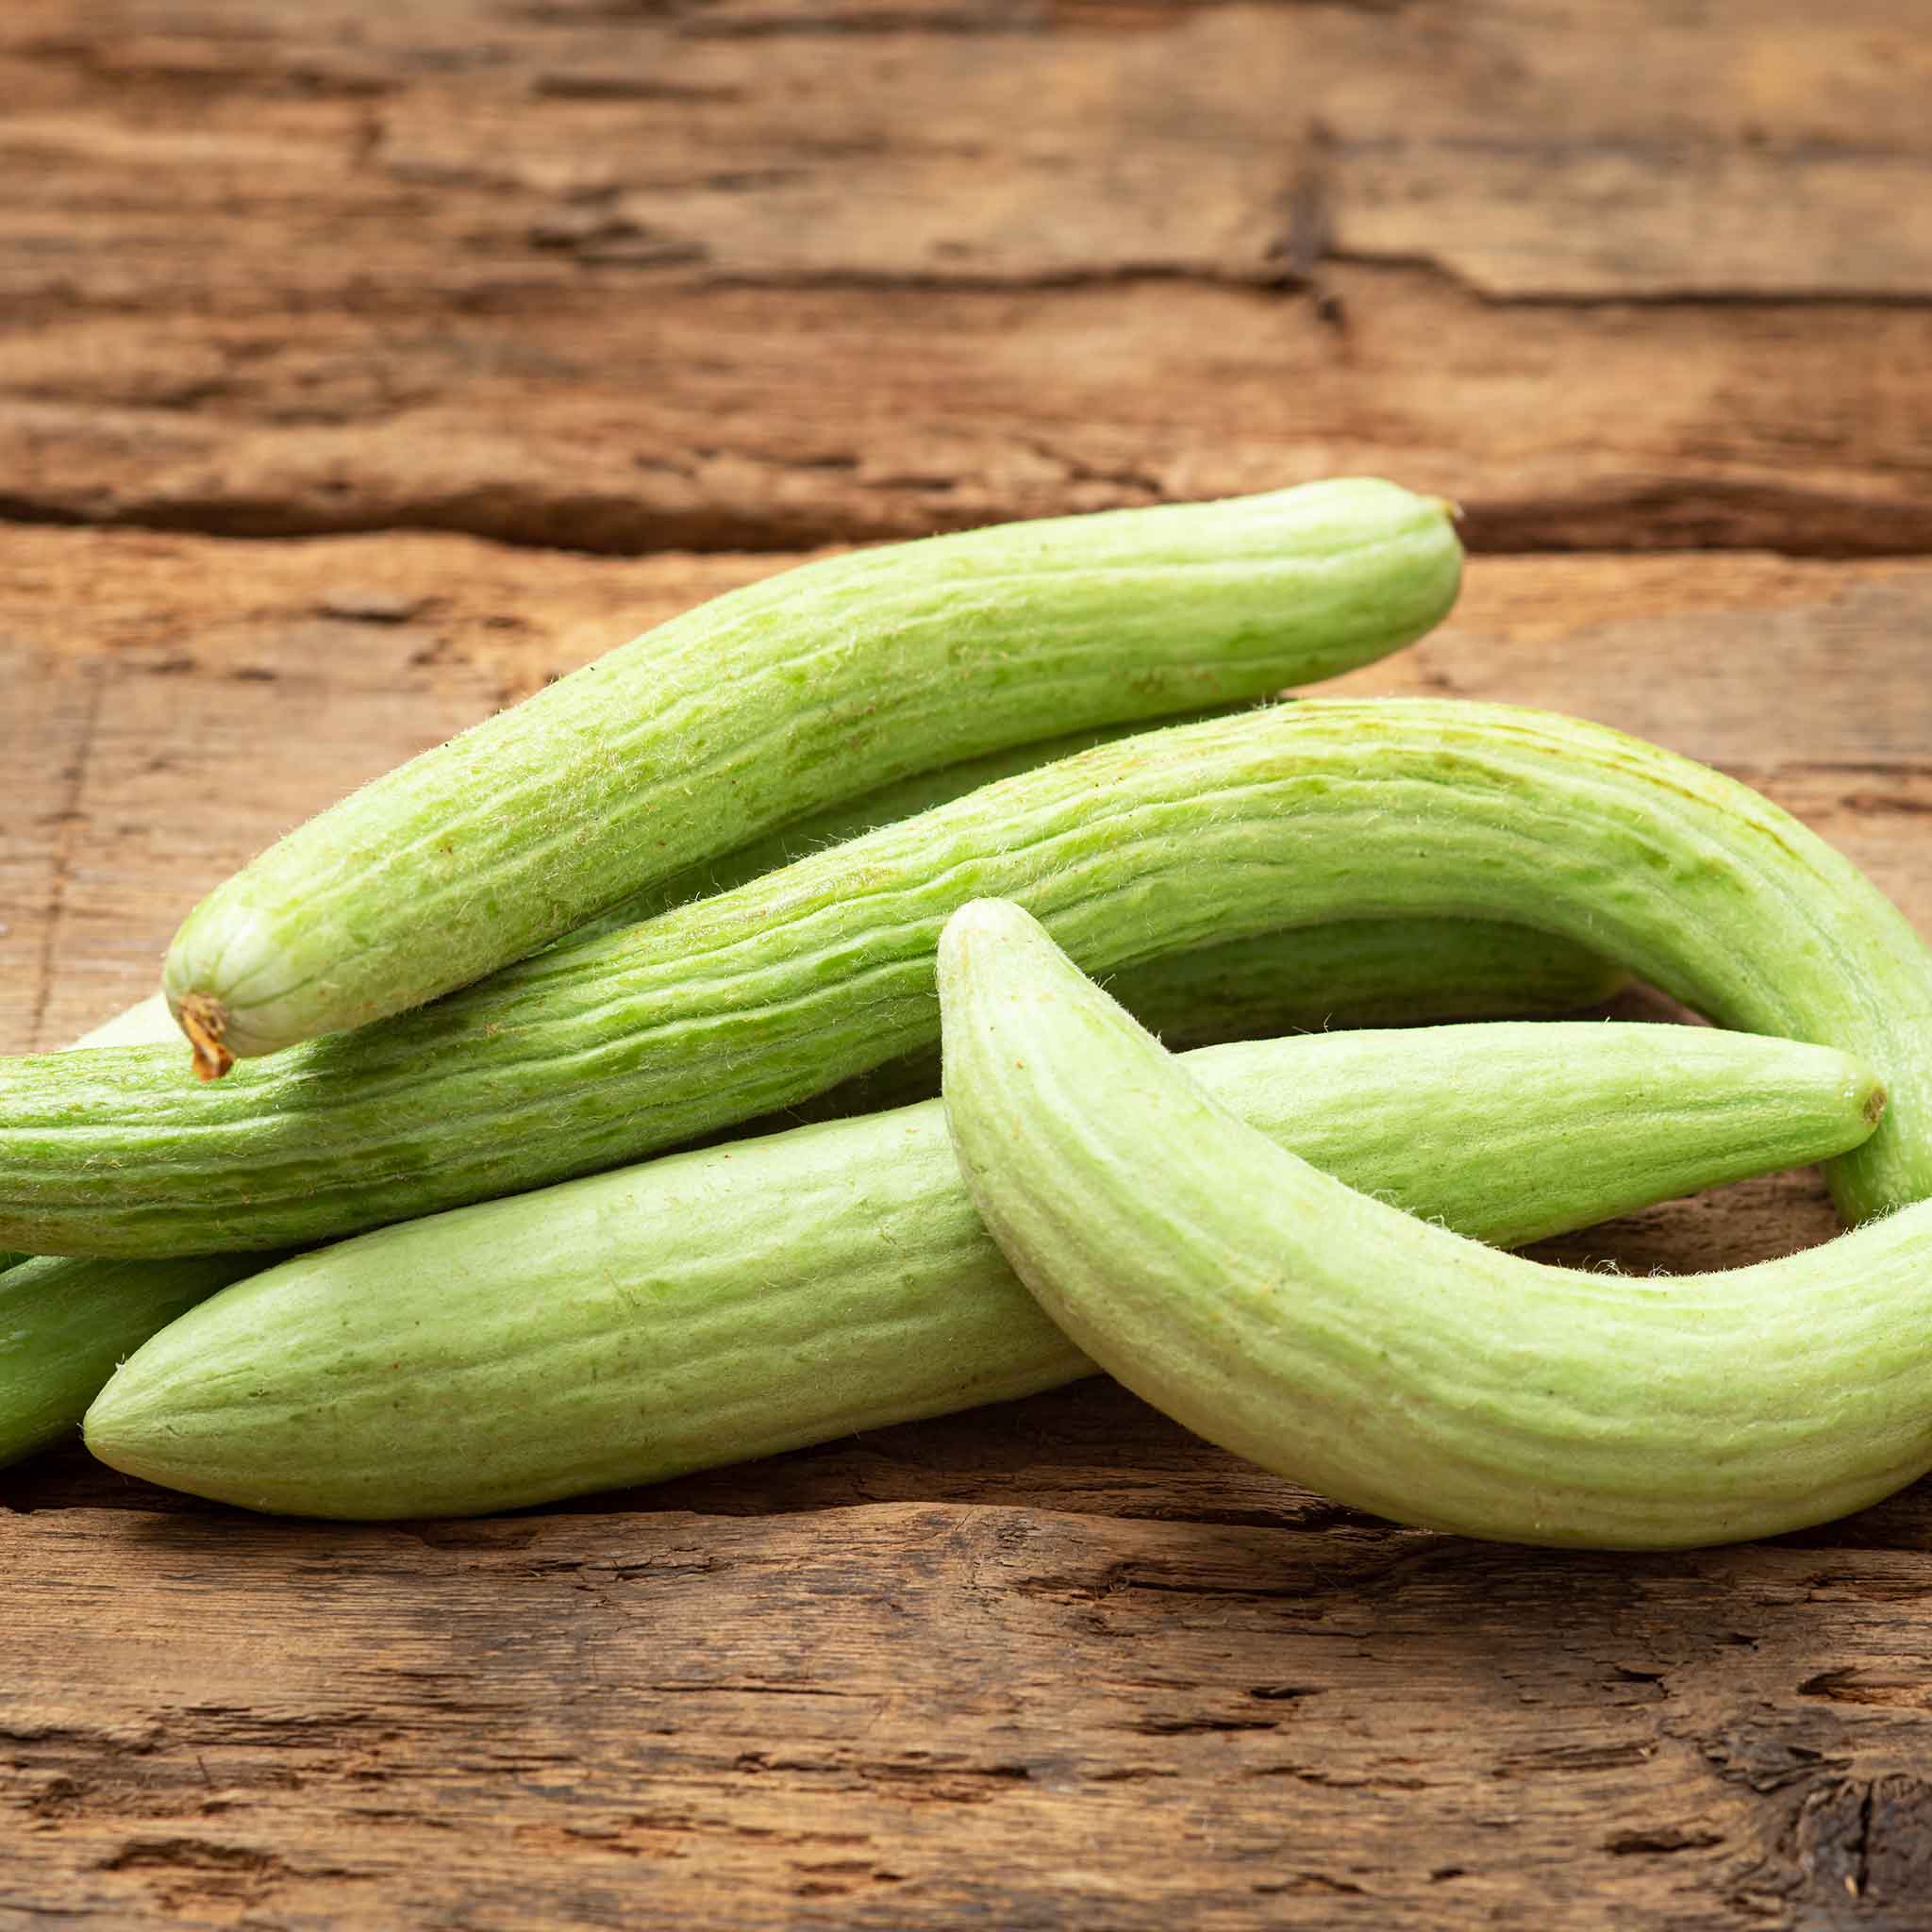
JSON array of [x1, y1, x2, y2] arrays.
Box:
[[764, 916, 1623, 1124], [75, 712, 1618, 1066], [0, 729, 1617, 1455], [936, 902, 1932, 1550], [161, 480, 1462, 1073], [7, 698, 1929, 1258], [80, 1019, 1884, 1519]]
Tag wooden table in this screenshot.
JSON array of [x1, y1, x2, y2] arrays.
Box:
[[6, 4, 1931, 1924]]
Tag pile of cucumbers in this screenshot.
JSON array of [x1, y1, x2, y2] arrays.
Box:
[[6, 477, 1930, 1548]]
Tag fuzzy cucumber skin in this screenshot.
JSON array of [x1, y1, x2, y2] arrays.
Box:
[[937, 903, 1932, 1551], [0, 974, 251, 1464], [0, 993, 192, 1278], [761, 917, 1624, 1124], [0, 745, 1614, 1447], [1, 1253, 266, 1468], [161, 479, 1462, 1065], [538, 704, 1627, 1115], [80, 1019, 1884, 1520], [8, 697, 1931, 1258]]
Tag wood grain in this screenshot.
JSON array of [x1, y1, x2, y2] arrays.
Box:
[[3, 1, 1931, 555], [6, 1497, 1932, 1928]]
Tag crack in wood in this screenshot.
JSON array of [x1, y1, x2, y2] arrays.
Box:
[[7, 478, 1931, 562]]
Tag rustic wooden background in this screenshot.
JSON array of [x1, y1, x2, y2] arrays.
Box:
[[5, 2, 1932, 1924]]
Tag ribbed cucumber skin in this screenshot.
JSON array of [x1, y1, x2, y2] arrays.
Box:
[[8, 698, 1930, 1257], [0, 993, 192, 1276], [0, 987, 238, 1463], [767, 917, 1623, 1124], [506, 701, 1624, 1116], [81, 1019, 1884, 1520], [0, 991, 195, 1285], [1, 1254, 264, 1468], [0, 728, 1614, 1454], [937, 903, 1932, 1551], [2, 726, 1619, 1244], [64, 716, 1621, 1062], [533, 700, 1628, 1109], [161, 480, 1462, 1063]]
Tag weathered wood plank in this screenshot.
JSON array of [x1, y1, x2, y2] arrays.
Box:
[[8, 270, 1930, 557], [5, 1501, 1931, 1927], [8, 0, 1930, 295], [2, 2, 1930, 554]]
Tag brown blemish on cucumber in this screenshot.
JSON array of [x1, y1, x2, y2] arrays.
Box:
[[176, 993, 235, 1083]]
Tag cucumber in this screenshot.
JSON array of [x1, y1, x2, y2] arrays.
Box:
[[0, 993, 183, 1278], [161, 480, 1462, 1073], [67, 995, 178, 1052], [6, 698, 1928, 1258], [1, 1253, 263, 1470], [935, 900, 1932, 1550], [80, 1019, 1884, 1519], [754, 913, 1624, 1127]]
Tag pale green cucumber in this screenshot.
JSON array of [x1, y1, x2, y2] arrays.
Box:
[[0, 733, 1617, 1456], [937, 901, 1932, 1551], [8, 698, 1931, 1259], [81, 1019, 1884, 1520], [28, 730, 1626, 1153], [763, 917, 1624, 1125], [510, 703, 1624, 1114], [71, 711, 1614, 1057], [0, 997, 258, 1463], [68, 994, 177, 1052], [160, 480, 1462, 1074], [0, 993, 184, 1278]]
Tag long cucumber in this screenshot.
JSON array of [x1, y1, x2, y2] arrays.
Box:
[[79, 1020, 1883, 1519], [0, 996, 187, 1275], [1, 1253, 264, 1469], [161, 480, 1462, 1072], [6, 699, 1928, 1258], [0, 720, 1622, 1457], [935, 901, 1932, 1549]]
